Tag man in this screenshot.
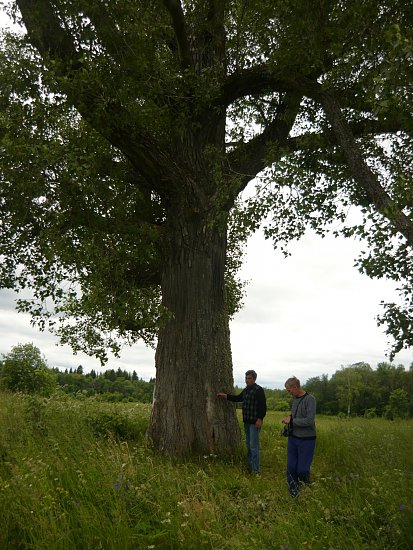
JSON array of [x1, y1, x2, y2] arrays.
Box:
[[217, 370, 266, 474], [282, 376, 316, 497]]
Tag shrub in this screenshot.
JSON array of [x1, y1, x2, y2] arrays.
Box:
[[364, 408, 377, 418]]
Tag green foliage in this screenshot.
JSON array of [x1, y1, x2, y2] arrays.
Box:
[[385, 388, 410, 419], [266, 396, 290, 412], [0, 343, 56, 396], [305, 361, 413, 418], [84, 402, 150, 440], [262, 387, 290, 411], [0, 393, 412, 549], [364, 408, 377, 419]]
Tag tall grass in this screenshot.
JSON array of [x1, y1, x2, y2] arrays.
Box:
[[0, 391, 412, 549]]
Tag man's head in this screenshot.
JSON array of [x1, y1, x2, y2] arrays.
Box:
[[245, 370, 257, 386], [284, 376, 302, 396]]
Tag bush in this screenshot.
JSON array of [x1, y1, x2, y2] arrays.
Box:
[[85, 404, 149, 441], [364, 408, 377, 418]]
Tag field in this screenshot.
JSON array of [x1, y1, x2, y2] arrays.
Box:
[[0, 391, 412, 549]]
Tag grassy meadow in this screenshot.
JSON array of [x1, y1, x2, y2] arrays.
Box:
[[0, 391, 412, 550]]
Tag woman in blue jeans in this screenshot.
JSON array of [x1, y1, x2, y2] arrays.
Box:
[[282, 377, 316, 496]]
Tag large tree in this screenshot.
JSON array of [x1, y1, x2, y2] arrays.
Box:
[[0, 1, 412, 455]]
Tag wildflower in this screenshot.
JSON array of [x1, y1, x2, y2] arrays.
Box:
[[399, 504, 406, 510]]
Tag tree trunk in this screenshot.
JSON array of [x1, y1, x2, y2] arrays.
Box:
[[147, 200, 242, 456]]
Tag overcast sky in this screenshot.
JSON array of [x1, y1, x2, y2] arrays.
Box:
[[1, 227, 411, 389]]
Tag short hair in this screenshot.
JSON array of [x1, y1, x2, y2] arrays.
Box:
[[245, 370, 257, 380], [285, 376, 300, 388]]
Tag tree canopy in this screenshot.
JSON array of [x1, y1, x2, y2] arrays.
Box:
[[0, 0, 412, 455], [0, 342, 56, 395]]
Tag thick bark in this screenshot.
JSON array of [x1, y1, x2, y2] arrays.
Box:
[[147, 205, 242, 456]]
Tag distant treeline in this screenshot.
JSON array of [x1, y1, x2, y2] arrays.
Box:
[[288, 362, 412, 419], [3, 344, 411, 417], [55, 361, 412, 419], [53, 366, 155, 403], [231, 362, 413, 419]]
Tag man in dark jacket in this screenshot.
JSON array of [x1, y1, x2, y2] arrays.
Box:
[[217, 370, 267, 474]]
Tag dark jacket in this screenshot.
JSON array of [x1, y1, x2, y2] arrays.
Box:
[[227, 383, 267, 424]]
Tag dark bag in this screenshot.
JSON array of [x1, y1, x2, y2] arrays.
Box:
[[280, 423, 292, 437]]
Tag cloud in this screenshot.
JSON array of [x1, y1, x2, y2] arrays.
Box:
[[230, 229, 412, 387], [0, 290, 156, 378]]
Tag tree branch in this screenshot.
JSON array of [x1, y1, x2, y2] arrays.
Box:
[[57, 205, 163, 240], [283, 117, 410, 156], [225, 92, 302, 204], [314, 87, 413, 246], [81, 4, 139, 72], [220, 65, 413, 139], [206, 0, 226, 60], [220, 64, 293, 107], [16, 0, 174, 195], [162, 0, 192, 70], [123, 263, 162, 288]]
